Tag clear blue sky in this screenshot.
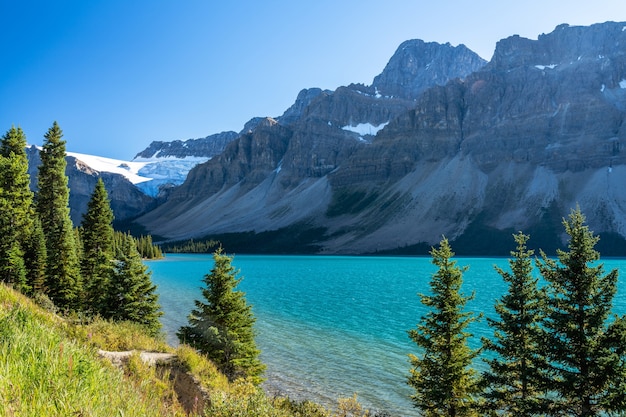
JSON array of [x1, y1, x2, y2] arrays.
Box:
[[2, 0, 626, 159]]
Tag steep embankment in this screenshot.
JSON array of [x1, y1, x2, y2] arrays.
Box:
[[0, 285, 187, 416]]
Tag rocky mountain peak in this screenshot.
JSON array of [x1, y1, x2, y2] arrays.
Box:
[[277, 88, 330, 126], [371, 39, 487, 99], [489, 21, 626, 70]]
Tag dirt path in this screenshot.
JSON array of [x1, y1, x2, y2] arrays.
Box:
[[97, 349, 208, 414], [97, 349, 177, 366]]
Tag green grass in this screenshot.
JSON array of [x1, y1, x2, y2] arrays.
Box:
[[0, 285, 185, 417], [0, 286, 185, 416], [175, 344, 230, 391], [72, 317, 173, 352]]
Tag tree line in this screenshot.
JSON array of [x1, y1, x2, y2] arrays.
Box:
[[409, 208, 626, 417], [0, 123, 162, 335], [161, 238, 219, 254]]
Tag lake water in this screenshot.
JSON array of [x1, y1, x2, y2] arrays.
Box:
[[146, 254, 626, 417]]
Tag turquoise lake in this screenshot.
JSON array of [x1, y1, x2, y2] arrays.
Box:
[[146, 254, 626, 417]]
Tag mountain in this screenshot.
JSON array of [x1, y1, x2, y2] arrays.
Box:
[[131, 131, 239, 197], [134, 131, 239, 160], [371, 39, 487, 99], [26, 129, 238, 226], [135, 40, 488, 250], [26, 146, 156, 225], [135, 21, 626, 255]]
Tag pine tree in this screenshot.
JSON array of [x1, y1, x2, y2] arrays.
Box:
[[111, 232, 162, 260], [0, 202, 27, 290], [408, 237, 481, 417], [80, 178, 114, 316], [481, 232, 548, 416], [23, 214, 47, 294], [177, 247, 265, 384], [537, 208, 626, 416], [0, 164, 26, 290], [0, 126, 34, 291], [36, 122, 82, 310], [107, 233, 162, 335], [112, 230, 125, 259]]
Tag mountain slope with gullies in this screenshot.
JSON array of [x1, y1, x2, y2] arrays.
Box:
[[138, 22, 626, 255]]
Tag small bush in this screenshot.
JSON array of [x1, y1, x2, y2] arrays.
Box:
[[336, 394, 370, 417], [206, 388, 290, 417], [272, 396, 331, 417], [32, 292, 58, 314]]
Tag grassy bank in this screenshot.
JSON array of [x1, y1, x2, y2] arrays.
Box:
[[0, 285, 184, 416], [0, 284, 377, 417]]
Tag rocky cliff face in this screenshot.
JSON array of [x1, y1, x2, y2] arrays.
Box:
[[137, 22, 626, 255], [134, 131, 239, 159]]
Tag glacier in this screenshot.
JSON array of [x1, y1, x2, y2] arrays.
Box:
[[66, 151, 208, 197]]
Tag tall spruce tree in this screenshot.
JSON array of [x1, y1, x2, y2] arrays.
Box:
[[23, 214, 47, 294], [36, 122, 82, 310], [537, 208, 626, 416], [107, 233, 162, 336], [80, 178, 114, 316], [0, 162, 26, 290], [481, 232, 549, 416], [408, 237, 481, 417], [0, 126, 34, 291], [177, 247, 265, 384]]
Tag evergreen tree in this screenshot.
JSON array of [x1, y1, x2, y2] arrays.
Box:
[[111, 231, 162, 260], [107, 233, 162, 335], [0, 201, 27, 290], [177, 247, 265, 384], [0, 126, 34, 291], [136, 235, 163, 259], [80, 178, 114, 315], [0, 165, 26, 290], [481, 232, 548, 416], [112, 230, 125, 259], [408, 237, 481, 417], [23, 214, 47, 294], [537, 208, 626, 416], [36, 122, 82, 310]]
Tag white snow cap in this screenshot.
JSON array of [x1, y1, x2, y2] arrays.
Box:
[[67, 152, 152, 184]]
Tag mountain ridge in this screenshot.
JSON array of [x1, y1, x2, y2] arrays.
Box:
[[47, 21, 626, 255]]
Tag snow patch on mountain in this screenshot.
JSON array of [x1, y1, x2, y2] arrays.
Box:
[[67, 151, 209, 197], [66, 152, 152, 184], [341, 121, 389, 136], [534, 64, 558, 70]]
